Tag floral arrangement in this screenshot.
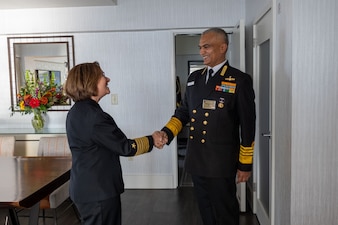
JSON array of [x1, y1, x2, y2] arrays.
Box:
[[14, 70, 68, 115]]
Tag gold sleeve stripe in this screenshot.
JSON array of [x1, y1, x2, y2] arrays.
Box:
[[239, 142, 254, 164], [165, 117, 183, 137], [134, 137, 150, 156]]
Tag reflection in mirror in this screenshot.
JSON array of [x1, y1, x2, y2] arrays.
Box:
[[36, 70, 62, 86], [8, 36, 75, 111]]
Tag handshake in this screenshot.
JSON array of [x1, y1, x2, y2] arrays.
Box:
[[152, 131, 168, 149]]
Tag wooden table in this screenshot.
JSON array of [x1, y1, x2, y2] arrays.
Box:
[[0, 156, 72, 225]]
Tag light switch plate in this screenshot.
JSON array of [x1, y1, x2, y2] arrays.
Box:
[[111, 94, 118, 105]]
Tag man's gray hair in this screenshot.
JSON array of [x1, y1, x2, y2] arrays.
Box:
[[203, 27, 229, 45]]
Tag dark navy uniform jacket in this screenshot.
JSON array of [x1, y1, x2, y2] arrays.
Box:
[[66, 99, 153, 203], [163, 61, 255, 178]]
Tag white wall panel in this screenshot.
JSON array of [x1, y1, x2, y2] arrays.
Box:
[[292, 1, 338, 225], [246, 0, 338, 225], [77, 31, 175, 176], [0, 0, 243, 35]]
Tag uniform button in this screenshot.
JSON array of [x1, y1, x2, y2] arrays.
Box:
[[191, 118, 195, 122], [203, 120, 208, 125], [205, 112, 209, 117], [190, 136, 193, 139], [192, 110, 197, 114], [202, 131, 207, 135], [201, 139, 205, 143], [190, 126, 195, 131]]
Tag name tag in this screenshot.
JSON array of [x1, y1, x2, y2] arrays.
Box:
[[202, 100, 216, 110]]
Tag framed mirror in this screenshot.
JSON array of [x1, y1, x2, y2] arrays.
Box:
[[7, 36, 75, 111]]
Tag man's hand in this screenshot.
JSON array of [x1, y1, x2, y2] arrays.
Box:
[[152, 131, 168, 149], [236, 170, 251, 183]]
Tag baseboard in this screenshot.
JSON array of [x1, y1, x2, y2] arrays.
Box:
[[123, 174, 177, 189]]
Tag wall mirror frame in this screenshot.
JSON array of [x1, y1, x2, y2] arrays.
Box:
[[7, 35, 75, 112]]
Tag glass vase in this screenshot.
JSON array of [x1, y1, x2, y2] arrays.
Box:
[[31, 110, 45, 133]]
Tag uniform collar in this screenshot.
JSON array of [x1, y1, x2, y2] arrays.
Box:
[[208, 60, 227, 76]]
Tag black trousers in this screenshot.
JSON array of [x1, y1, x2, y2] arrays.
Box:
[[191, 175, 239, 225], [75, 195, 121, 225]]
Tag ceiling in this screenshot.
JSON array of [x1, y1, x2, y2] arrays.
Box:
[[0, 0, 117, 9]]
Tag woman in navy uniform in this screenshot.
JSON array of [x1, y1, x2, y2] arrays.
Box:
[[161, 28, 256, 225], [65, 62, 164, 225]]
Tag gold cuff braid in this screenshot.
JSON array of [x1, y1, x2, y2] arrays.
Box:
[[134, 137, 150, 156], [165, 117, 183, 137], [239, 142, 254, 164]]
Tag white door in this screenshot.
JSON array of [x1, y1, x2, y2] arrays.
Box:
[[253, 7, 273, 225]]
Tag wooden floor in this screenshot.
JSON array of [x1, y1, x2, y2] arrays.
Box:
[[0, 187, 259, 225]]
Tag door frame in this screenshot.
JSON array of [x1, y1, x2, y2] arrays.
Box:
[[252, 4, 276, 225]]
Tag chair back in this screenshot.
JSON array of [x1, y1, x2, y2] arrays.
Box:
[[36, 136, 77, 224], [0, 136, 15, 156], [37, 136, 71, 156]]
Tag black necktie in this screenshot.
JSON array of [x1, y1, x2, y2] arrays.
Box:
[[206, 69, 213, 84]]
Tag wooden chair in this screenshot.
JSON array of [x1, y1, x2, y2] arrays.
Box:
[[37, 136, 78, 225], [0, 136, 15, 156]]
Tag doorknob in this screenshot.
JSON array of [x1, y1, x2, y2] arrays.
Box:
[[261, 133, 271, 137]]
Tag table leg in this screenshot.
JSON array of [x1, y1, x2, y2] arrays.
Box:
[[28, 202, 40, 225], [8, 208, 20, 225]]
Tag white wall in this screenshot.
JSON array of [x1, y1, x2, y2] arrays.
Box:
[[246, 0, 338, 225], [0, 0, 244, 189], [0, 0, 243, 34], [291, 1, 338, 224]]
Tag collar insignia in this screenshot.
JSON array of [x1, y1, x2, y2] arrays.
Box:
[[220, 65, 228, 76]]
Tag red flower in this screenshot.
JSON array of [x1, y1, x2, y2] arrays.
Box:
[[24, 94, 32, 103], [55, 93, 62, 99], [40, 96, 48, 105], [29, 98, 40, 108], [43, 92, 52, 98]]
